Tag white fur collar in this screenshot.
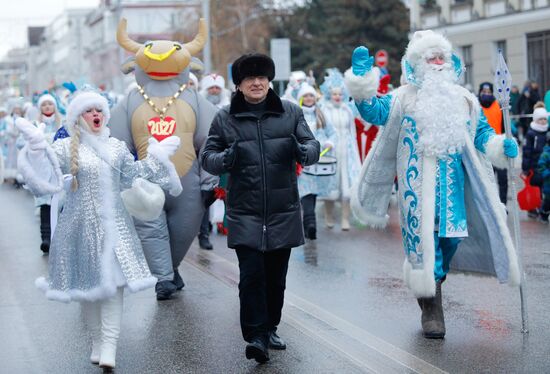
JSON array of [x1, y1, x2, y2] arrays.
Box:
[[530, 121, 548, 133]]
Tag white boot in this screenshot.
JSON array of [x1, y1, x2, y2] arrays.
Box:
[[83, 301, 101, 364], [99, 288, 124, 370], [341, 200, 351, 231], [324, 201, 335, 229]]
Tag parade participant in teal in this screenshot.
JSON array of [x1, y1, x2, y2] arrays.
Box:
[[345, 30, 521, 338]]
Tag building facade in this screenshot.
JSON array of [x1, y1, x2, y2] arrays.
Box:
[[410, 0, 550, 93]]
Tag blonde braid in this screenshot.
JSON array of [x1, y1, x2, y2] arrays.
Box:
[[70, 123, 81, 191]]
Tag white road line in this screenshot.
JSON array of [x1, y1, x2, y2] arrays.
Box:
[[185, 248, 448, 374]]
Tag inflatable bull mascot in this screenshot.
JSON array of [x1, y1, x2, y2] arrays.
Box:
[[110, 18, 217, 300]]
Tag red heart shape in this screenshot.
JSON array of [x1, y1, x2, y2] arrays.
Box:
[[147, 116, 177, 141]]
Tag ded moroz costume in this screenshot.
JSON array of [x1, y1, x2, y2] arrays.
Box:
[[345, 30, 521, 338]]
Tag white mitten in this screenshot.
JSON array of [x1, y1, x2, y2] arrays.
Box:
[[15, 118, 47, 150], [148, 136, 181, 158]]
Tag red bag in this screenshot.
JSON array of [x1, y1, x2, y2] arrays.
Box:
[[517, 171, 542, 211]]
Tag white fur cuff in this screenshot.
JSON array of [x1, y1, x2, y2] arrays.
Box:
[[485, 135, 510, 169], [344, 68, 380, 103]]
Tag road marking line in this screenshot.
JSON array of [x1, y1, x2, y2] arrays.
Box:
[[185, 248, 447, 374]]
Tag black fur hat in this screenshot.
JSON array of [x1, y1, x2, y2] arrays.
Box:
[[232, 53, 275, 86]]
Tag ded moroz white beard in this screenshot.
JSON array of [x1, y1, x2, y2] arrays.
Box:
[[414, 63, 470, 158]]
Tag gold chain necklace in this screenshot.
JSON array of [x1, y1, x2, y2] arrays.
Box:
[[137, 83, 187, 120]]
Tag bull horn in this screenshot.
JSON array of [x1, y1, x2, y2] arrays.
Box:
[[117, 18, 142, 53], [184, 19, 207, 56]]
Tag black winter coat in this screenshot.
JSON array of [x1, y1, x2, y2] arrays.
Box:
[[522, 127, 548, 186], [201, 89, 320, 251]]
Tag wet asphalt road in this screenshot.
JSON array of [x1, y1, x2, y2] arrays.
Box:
[[1, 183, 549, 373]]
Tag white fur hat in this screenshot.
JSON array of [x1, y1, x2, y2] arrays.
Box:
[[37, 94, 57, 110], [405, 30, 452, 67], [201, 73, 225, 90], [66, 91, 110, 135], [533, 107, 549, 121], [297, 84, 316, 100], [188, 72, 199, 88]]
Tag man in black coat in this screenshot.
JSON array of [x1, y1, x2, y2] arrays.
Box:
[[201, 53, 320, 363]]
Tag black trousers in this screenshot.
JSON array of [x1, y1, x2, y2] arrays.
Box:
[[301, 194, 317, 230], [39, 204, 51, 244], [198, 209, 210, 240], [235, 247, 291, 342], [494, 167, 508, 205]]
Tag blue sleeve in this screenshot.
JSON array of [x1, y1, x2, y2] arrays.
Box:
[[355, 95, 392, 126], [474, 111, 496, 153]]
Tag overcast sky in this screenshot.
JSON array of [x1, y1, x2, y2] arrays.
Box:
[[0, 0, 99, 58]]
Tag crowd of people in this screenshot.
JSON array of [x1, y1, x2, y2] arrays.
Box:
[[0, 21, 548, 370]]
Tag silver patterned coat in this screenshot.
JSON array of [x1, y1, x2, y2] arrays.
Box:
[[19, 130, 178, 303]]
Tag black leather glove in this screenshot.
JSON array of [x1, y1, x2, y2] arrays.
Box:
[[223, 142, 238, 171], [291, 134, 308, 164], [201, 190, 216, 208]]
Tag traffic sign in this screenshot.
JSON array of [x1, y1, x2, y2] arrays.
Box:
[[270, 38, 291, 81], [375, 50, 389, 68]]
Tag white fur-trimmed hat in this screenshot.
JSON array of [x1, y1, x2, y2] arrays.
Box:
[[405, 30, 452, 67], [533, 107, 549, 122], [201, 73, 225, 90], [66, 91, 110, 135], [297, 84, 316, 100], [188, 72, 198, 88], [37, 94, 57, 110]]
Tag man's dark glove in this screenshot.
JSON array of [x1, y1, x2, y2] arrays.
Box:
[[223, 142, 238, 171], [291, 134, 308, 164], [201, 190, 216, 208]]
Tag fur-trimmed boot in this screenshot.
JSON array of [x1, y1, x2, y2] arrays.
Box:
[[99, 288, 124, 370], [417, 281, 445, 339], [341, 200, 351, 231], [39, 205, 51, 253], [324, 201, 335, 229], [83, 301, 101, 365]]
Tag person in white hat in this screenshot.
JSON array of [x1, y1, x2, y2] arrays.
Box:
[[296, 83, 337, 239], [200, 73, 230, 108], [346, 30, 521, 339], [15, 89, 182, 370]]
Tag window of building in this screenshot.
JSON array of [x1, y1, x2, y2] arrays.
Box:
[[493, 40, 507, 68], [461, 45, 473, 86], [527, 31, 550, 94]]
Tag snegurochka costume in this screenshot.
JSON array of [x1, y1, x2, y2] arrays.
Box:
[[345, 30, 521, 338], [31, 94, 64, 253], [319, 69, 362, 231], [16, 90, 182, 369], [297, 83, 337, 239]]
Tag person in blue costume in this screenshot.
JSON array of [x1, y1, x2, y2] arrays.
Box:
[[345, 30, 521, 339]]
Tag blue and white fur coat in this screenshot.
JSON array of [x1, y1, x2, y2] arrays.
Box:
[[345, 53, 520, 298]]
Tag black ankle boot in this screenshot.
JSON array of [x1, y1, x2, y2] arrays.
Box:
[[39, 205, 51, 253], [418, 281, 445, 338], [245, 336, 269, 363]]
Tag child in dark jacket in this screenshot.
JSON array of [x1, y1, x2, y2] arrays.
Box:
[[523, 106, 548, 219], [538, 134, 550, 223]]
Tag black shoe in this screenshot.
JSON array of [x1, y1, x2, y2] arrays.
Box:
[[199, 236, 213, 250], [245, 337, 269, 363], [173, 269, 185, 290], [155, 280, 177, 301], [40, 241, 50, 253], [268, 331, 286, 350], [306, 226, 317, 240]]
